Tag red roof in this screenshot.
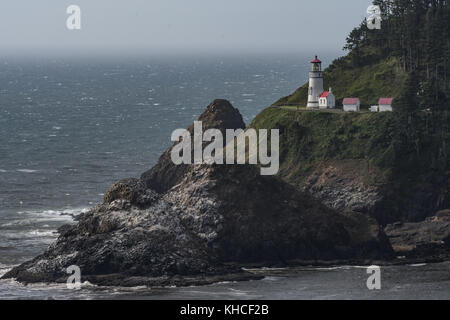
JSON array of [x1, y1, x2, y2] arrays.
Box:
[[343, 98, 360, 105], [378, 98, 393, 105], [311, 55, 322, 63], [320, 91, 330, 98]]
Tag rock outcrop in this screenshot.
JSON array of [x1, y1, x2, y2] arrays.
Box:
[[250, 108, 450, 225], [140, 99, 246, 193], [385, 209, 450, 261], [2, 100, 394, 287], [302, 160, 382, 213]]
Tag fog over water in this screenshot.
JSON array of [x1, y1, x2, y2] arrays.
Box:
[[0, 0, 372, 54]]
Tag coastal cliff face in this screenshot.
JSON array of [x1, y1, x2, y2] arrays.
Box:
[[385, 210, 450, 261], [2, 100, 393, 286], [302, 159, 382, 213], [251, 108, 449, 225], [251, 107, 449, 259]]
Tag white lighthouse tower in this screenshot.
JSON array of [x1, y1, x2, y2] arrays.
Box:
[[307, 56, 324, 109]]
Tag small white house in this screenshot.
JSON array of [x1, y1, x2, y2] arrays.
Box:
[[318, 87, 336, 109], [378, 98, 393, 112], [343, 98, 360, 112], [370, 105, 379, 112]]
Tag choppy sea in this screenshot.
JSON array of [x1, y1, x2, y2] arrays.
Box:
[[0, 52, 449, 300]]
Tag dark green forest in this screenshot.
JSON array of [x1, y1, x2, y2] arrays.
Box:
[[347, 0, 449, 185], [343, 0, 449, 222], [382, 1, 448, 179]]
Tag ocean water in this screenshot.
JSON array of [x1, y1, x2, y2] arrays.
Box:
[[0, 53, 449, 300]]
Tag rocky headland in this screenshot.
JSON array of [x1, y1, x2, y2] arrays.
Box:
[[2, 99, 405, 287], [2, 0, 450, 291]]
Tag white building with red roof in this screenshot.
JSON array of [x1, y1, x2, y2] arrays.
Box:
[[378, 98, 393, 112], [343, 98, 360, 112], [318, 87, 336, 109]]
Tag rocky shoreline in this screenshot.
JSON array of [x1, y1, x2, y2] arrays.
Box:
[[2, 100, 449, 287]]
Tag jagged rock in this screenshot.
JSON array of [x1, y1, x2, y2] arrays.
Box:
[[385, 209, 450, 260], [302, 160, 382, 213], [104, 178, 159, 207], [140, 99, 246, 193], [178, 164, 393, 263], [2, 100, 394, 287]]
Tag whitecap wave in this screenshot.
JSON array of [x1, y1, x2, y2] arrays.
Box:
[[315, 265, 369, 271], [2, 207, 89, 227], [0, 265, 13, 278], [1, 229, 57, 240], [23, 207, 88, 220], [262, 276, 280, 281]]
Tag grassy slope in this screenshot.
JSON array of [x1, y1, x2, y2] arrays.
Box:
[[273, 52, 407, 108], [250, 108, 395, 187]]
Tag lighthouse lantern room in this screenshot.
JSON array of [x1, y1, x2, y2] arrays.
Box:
[[307, 56, 324, 109]]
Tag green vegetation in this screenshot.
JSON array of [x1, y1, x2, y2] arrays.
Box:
[[251, 108, 395, 186], [274, 0, 449, 167], [251, 107, 447, 224], [265, 0, 449, 224], [273, 55, 407, 108]]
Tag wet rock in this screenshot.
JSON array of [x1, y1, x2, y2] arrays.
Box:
[[385, 209, 450, 260], [104, 178, 159, 207]]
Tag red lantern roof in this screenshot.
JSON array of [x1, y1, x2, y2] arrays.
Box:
[[311, 55, 322, 63], [320, 91, 330, 98]]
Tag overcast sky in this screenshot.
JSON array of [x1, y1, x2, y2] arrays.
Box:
[[0, 0, 373, 54]]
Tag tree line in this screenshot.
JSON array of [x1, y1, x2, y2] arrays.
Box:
[[345, 0, 449, 199]]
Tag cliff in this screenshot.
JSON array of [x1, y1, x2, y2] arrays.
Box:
[[250, 106, 449, 260], [251, 108, 449, 225], [269, 1, 449, 228], [2, 100, 393, 286], [3, 95, 448, 286]]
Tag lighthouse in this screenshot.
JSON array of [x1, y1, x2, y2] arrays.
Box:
[[307, 56, 324, 108]]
